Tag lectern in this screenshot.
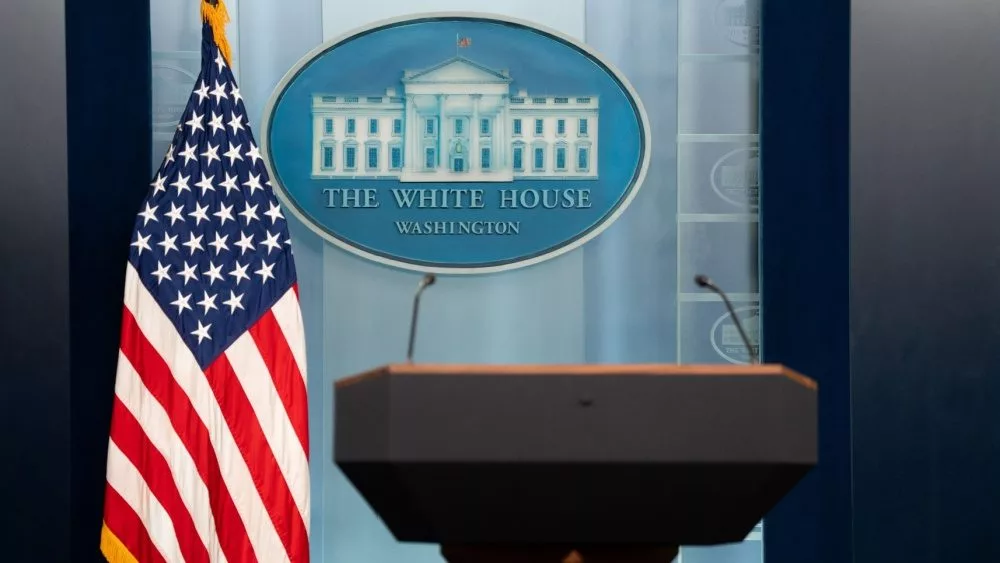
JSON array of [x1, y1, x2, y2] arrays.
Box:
[[335, 364, 816, 563]]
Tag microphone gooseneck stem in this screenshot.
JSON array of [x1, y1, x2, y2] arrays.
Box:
[[406, 292, 422, 363], [695, 275, 758, 364], [716, 288, 758, 364], [406, 274, 436, 363]]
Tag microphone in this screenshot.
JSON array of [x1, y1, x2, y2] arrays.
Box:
[[406, 274, 437, 363], [694, 274, 758, 364]]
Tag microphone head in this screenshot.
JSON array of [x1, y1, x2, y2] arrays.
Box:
[[694, 274, 711, 288], [423, 273, 437, 286]]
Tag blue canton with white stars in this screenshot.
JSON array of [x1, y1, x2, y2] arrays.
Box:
[[129, 24, 296, 369]]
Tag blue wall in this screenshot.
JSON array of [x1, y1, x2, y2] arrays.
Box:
[[65, 0, 152, 560], [850, 0, 1000, 560], [1, 0, 71, 560]]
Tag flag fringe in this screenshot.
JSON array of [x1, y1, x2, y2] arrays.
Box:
[[201, 0, 233, 66], [100, 523, 139, 563]]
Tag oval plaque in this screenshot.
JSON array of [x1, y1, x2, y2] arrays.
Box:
[[263, 13, 650, 274]]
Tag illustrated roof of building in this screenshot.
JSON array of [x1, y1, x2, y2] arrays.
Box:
[[402, 57, 511, 84]]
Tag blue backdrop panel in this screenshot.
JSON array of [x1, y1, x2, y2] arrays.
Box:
[[67, 0, 153, 560], [149, 1, 764, 561]]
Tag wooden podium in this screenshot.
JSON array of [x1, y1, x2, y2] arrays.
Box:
[[335, 364, 816, 563]]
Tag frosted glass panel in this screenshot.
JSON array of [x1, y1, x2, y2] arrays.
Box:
[[679, 0, 759, 55], [673, 0, 760, 370], [678, 60, 759, 134], [679, 141, 759, 212], [675, 0, 761, 560]]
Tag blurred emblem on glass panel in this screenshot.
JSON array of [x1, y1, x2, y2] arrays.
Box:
[[715, 0, 760, 48], [710, 304, 759, 364], [711, 147, 759, 209]]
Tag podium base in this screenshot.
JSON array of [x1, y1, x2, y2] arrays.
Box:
[[441, 545, 679, 563]]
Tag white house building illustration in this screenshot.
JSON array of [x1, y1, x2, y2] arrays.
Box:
[[310, 57, 599, 182]]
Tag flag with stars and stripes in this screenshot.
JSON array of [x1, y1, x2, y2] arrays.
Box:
[[100, 11, 310, 563]]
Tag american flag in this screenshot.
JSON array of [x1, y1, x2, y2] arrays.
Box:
[[100, 19, 310, 563]]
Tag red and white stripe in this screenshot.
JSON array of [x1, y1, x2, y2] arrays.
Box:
[[103, 263, 310, 562]]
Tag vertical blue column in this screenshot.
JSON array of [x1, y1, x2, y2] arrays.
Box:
[[582, 0, 680, 365], [758, 0, 851, 562]]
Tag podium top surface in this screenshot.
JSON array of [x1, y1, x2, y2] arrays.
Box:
[[336, 362, 816, 390]]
